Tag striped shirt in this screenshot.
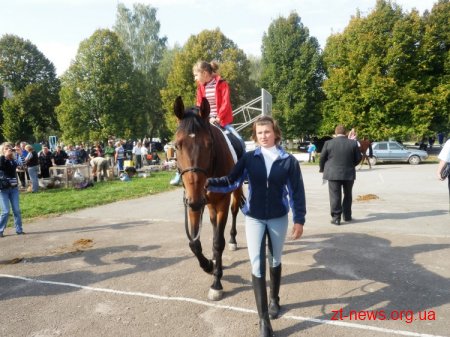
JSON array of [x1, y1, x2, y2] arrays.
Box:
[[115, 146, 125, 160], [205, 78, 217, 117]]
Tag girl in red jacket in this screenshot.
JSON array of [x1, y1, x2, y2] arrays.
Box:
[[193, 61, 233, 127], [170, 60, 245, 186], [193, 61, 244, 146]]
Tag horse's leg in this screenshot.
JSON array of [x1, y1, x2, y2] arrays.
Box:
[[188, 209, 213, 274], [359, 154, 365, 169], [207, 195, 230, 301], [228, 186, 243, 251]]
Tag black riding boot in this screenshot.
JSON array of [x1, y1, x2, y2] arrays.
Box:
[[252, 275, 274, 337], [268, 264, 282, 319]]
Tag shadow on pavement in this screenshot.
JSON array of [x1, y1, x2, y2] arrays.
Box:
[[280, 233, 450, 335]]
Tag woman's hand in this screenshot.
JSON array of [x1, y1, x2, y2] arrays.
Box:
[[290, 223, 304, 240], [437, 161, 446, 181]]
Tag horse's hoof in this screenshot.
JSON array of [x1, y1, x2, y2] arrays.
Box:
[[228, 243, 237, 251], [208, 288, 223, 301]]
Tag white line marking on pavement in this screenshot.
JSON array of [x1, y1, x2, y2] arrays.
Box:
[[1, 274, 446, 337]]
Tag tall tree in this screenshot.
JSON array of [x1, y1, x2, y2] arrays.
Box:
[[322, 0, 449, 140], [161, 29, 256, 133], [113, 3, 168, 139], [419, 0, 450, 134], [260, 12, 325, 139], [157, 45, 182, 142], [0, 34, 60, 142], [56, 29, 138, 143]]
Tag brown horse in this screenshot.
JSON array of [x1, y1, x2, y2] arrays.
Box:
[[173, 96, 244, 301], [358, 138, 373, 169]]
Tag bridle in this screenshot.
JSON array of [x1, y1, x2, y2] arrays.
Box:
[[177, 121, 216, 242], [179, 166, 209, 177]]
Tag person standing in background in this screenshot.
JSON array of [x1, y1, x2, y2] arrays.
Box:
[[115, 141, 125, 175], [52, 145, 68, 166], [437, 132, 444, 148], [132, 141, 143, 169], [77, 144, 88, 163], [348, 127, 357, 140], [24, 144, 39, 193], [436, 139, 450, 212], [66, 145, 79, 165], [16, 141, 28, 189], [0, 142, 24, 237], [38, 146, 53, 178], [307, 142, 317, 163], [104, 140, 116, 168], [320, 125, 362, 225]]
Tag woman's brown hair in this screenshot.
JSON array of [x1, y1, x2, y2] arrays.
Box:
[[251, 116, 282, 145]]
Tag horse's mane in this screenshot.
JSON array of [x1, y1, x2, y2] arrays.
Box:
[[177, 108, 209, 135]]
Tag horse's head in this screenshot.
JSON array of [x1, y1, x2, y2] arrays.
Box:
[[174, 96, 213, 211]]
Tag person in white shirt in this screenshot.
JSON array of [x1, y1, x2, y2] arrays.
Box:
[[437, 138, 450, 211], [141, 143, 148, 166], [132, 141, 143, 169]]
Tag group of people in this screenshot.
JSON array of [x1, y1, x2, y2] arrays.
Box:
[[1, 57, 449, 337], [10, 139, 163, 188]]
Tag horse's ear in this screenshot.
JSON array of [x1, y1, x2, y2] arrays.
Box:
[[199, 97, 210, 120], [174, 96, 185, 120]]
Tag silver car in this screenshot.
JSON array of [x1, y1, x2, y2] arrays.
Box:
[[369, 141, 428, 165]]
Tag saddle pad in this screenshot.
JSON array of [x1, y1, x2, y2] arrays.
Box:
[[211, 124, 238, 163]]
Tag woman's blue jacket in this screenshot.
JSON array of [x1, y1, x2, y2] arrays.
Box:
[[207, 146, 306, 224]]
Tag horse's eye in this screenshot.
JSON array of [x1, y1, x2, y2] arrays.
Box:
[[174, 143, 180, 150]]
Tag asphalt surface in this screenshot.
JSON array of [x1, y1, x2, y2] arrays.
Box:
[[1, 162, 449, 337]]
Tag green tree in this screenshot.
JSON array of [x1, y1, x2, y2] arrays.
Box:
[[419, 0, 450, 134], [0, 34, 60, 142], [0, 84, 4, 140], [161, 29, 256, 133], [260, 12, 325, 139], [248, 55, 262, 86], [56, 29, 137, 143], [113, 3, 168, 140], [322, 0, 449, 140], [157, 45, 182, 142], [158, 45, 181, 86]]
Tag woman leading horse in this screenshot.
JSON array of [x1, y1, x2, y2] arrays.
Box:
[[173, 96, 244, 301]]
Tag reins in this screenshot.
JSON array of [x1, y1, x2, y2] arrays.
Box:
[[183, 190, 204, 242]]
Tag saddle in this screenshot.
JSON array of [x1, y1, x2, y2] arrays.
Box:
[[213, 123, 245, 160]]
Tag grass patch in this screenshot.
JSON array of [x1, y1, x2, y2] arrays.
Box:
[[18, 171, 177, 221]]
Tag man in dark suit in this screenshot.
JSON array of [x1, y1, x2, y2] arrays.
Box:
[[319, 125, 362, 225]]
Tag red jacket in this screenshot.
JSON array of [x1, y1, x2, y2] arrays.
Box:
[[196, 75, 233, 127]]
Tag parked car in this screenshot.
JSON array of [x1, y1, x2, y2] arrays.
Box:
[[370, 141, 428, 165], [297, 136, 332, 153], [297, 141, 310, 152]]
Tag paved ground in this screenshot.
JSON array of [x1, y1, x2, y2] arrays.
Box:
[[1, 162, 449, 337]]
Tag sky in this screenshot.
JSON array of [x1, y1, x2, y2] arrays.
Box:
[[0, 0, 439, 76]]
